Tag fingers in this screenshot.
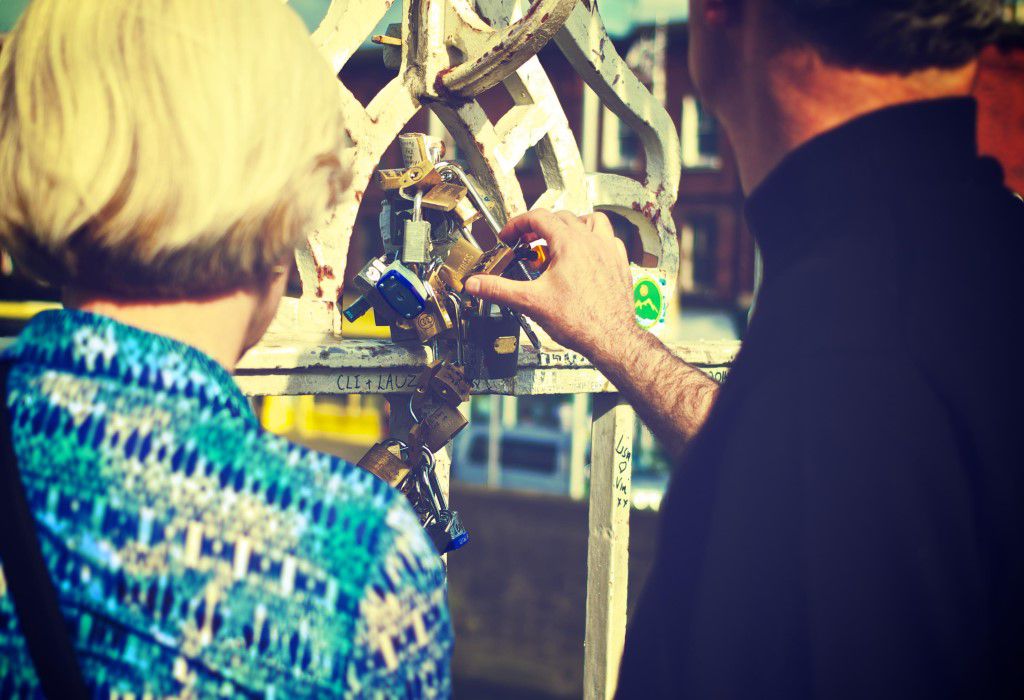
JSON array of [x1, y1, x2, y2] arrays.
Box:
[[463, 274, 537, 312], [587, 211, 614, 238], [498, 209, 571, 248]]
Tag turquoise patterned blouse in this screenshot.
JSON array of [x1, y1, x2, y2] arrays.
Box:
[[0, 309, 452, 698]]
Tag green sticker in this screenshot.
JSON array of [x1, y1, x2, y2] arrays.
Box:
[[633, 276, 664, 329]]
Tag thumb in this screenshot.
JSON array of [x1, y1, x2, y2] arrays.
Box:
[[464, 274, 536, 312]]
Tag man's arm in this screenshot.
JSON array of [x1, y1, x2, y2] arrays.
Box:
[[463, 209, 718, 453]]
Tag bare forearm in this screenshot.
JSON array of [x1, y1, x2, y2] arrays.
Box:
[[589, 328, 719, 457]]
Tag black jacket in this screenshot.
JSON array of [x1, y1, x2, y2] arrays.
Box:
[[617, 99, 1024, 699]]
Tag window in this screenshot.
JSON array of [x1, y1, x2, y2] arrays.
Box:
[[501, 438, 559, 475], [468, 436, 489, 464], [679, 213, 719, 294], [681, 95, 722, 170], [601, 108, 641, 171]]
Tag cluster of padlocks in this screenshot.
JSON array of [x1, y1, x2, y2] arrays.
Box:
[[345, 133, 548, 556]]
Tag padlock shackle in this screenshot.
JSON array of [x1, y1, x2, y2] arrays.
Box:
[[380, 437, 410, 462], [444, 291, 465, 366]]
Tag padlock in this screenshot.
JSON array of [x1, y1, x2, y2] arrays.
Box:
[[398, 133, 430, 167], [345, 256, 397, 323], [376, 261, 428, 319], [390, 318, 420, 342], [408, 403, 469, 453], [413, 291, 453, 343], [378, 199, 402, 256], [357, 439, 411, 487], [377, 162, 443, 191], [351, 256, 390, 293], [398, 133, 446, 168], [422, 183, 469, 212], [402, 190, 432, 265], [342, 295, 373, 323], [468, 243, 517, 278], [453, 197, 483, 227], [427, 509, 470, 554], [439, 238, 483, 293], [412, 359, 472, 411], [467, 306, 521, 380]]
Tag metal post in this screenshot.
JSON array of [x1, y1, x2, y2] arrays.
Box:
[[583, 394, 635, 700], [568, 394, 589, 500], [487, 395, 501, 488]]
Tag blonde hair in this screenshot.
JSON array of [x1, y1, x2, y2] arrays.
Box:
[[0, 0, 348, 298]]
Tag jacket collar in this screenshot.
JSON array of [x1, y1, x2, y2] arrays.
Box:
[[744, 98, 982, 274]]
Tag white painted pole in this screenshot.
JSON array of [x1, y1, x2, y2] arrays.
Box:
[[583, 394, 635, 700], [568, 394, 589, 500]]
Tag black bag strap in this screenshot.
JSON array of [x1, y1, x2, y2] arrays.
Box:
[[0, 361, 90, 699]]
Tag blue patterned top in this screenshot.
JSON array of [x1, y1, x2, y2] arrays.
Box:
[[0, 309, 452, 698]]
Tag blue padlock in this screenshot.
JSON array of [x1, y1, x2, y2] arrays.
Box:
[[376, 264, 428, 319]]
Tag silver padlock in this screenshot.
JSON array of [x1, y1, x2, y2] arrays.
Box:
[[402, 190, 432, 265]]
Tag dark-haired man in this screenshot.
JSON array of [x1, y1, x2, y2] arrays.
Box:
[[466, 0, 1024, 696]]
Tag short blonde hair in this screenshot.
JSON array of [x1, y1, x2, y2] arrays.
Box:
[[0, 0, 348, 298]]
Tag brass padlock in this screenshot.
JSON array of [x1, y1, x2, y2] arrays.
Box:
[[391, 317, 419, 342], [439, 238, 483, 293], [453, 196, 483, 226], [356, 439, 410, 487], [431, 363, 472, 406], [409, 404, 469, 453], [413, 360, 472, 409], [413, 293, 453, 343], [377, 162, 443, 191], [468, 244, 516, 279], [422, 183, 469, 212]]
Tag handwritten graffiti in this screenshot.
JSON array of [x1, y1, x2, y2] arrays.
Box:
[[614, 433, 633, 510], [336, 372, 421, 393]]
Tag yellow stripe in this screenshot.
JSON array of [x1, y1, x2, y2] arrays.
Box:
[[0, 300, 61, 321]]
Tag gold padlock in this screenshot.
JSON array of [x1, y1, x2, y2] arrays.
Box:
[[453, 196, 483, 226], [356, 440, 410, 487], [412, 287, 454, 343], [409, 404, 469, 453], [439, 238, 483, 293], [431, 363, 472, 406], [413, 360, 472, 409], [377, 162, 443, 191], [422, 183, 470, 212], [469, 244, 516, 278]]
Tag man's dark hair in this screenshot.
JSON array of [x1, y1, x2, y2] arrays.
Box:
[[775, 0, 1004, 73]]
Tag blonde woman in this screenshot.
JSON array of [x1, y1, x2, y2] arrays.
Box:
[[0, 1, 451, 697]]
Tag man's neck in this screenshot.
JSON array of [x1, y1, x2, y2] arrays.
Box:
[[65, 290, 259, 371], [725, 52, 978, 194]]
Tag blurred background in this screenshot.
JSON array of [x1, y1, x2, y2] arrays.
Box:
[[2, 1, 1022, 697]]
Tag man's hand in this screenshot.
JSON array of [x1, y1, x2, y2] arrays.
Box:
[[464, 208, 720, 452], [463, 209, 641, 360]]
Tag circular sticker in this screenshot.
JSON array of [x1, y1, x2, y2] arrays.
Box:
[[633, 276, 664, 329]]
